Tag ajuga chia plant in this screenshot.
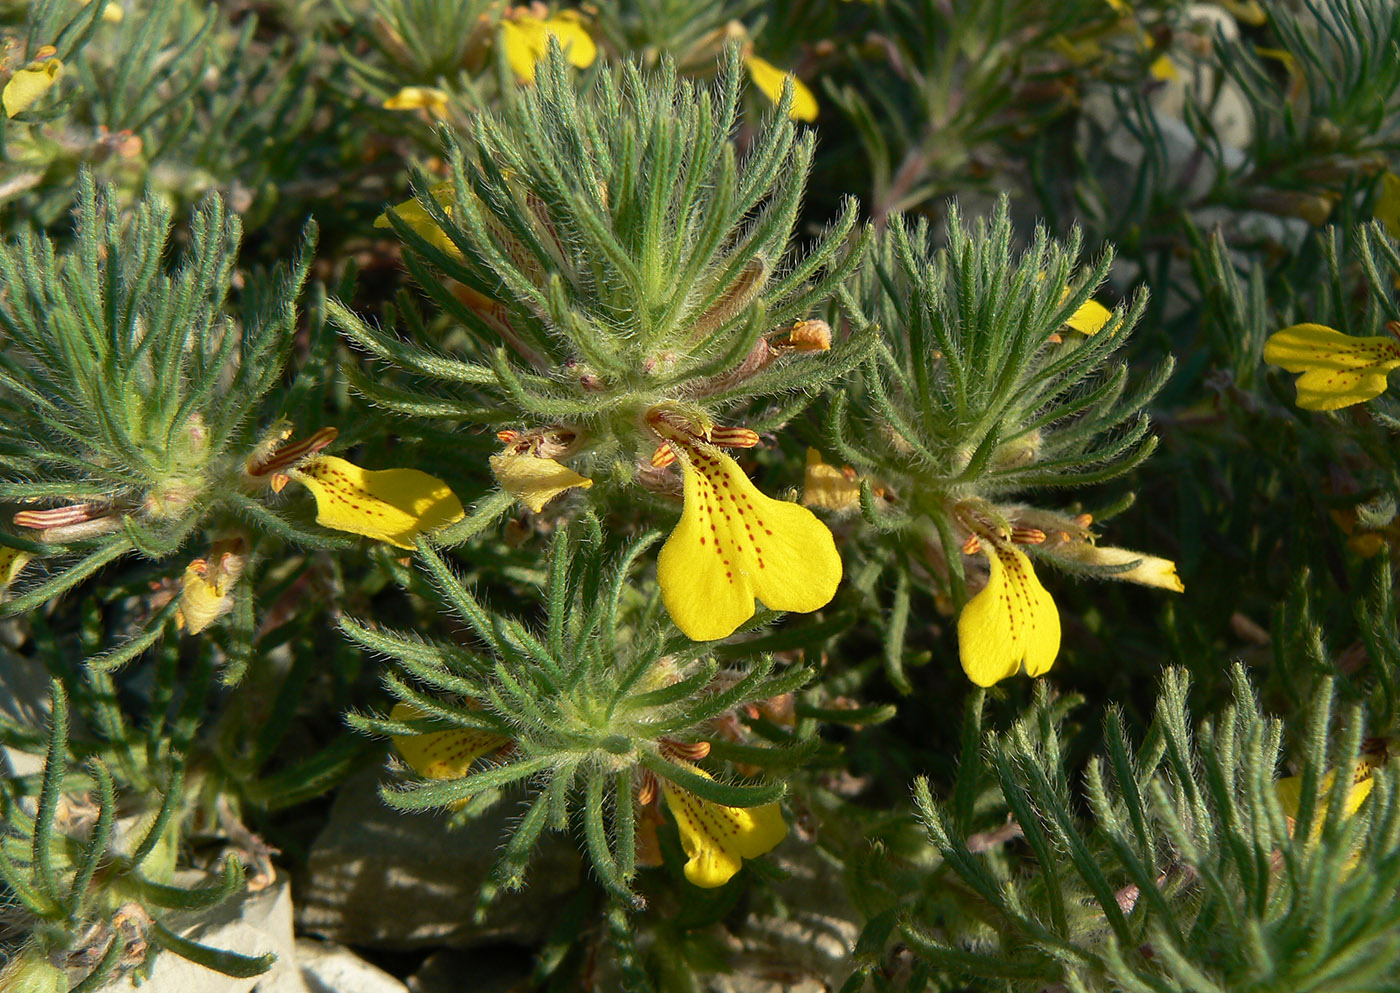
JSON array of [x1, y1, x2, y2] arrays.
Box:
[[334, 44, 869, 639], [345, 521, 814, 909], [0, 175, 465, 652], [900, 664, 1400, 993], [815, 201, 1176, 689], [0, 680, 273, 991]]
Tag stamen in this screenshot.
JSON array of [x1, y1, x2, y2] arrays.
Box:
[[637, 770, 658, 806], [710, 427, 760, 449], [14, 503, 99, 529], [248, 426, 339, 476], [661, 738, 712, 761]]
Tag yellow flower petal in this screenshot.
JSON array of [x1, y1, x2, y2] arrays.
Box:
[[489, 451, 592, 513], [1376, 172, 1400, 240], [958, 540, 1060, 687], [660, 766, 787, 888], [389, 702, 508, 781], [0, 546, 31, 597], [801, 448, 861, 514], [290, 456, 465, 550], [1067, 299, 1112, 335], [374, 183, 463, 260], [658, 444, 842, 641], [382, 85, 450, 116], [743, 54, 818, 122], [501, 11, 596, 84], [3, 57, 62, 118], [1263, 323, 1400, 410], [1054, 543, 1184, 592]]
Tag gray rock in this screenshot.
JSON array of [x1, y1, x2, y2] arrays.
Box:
[[709, 849, 860, 993], [295, 771, 581, 949], [296, 939, 408, 993]]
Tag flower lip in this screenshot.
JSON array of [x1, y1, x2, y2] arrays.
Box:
[[956, 520, 1061, 687], [657, 760, 787, 888], [651, 413, 843, 641], [1263, 322, 1400, 410]]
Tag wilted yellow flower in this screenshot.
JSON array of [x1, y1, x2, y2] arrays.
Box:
[[500, 9, 596, 84], [958, 531, 1060, 687], [289, 456, 465, 549], [490, 450, 592, 513], [1054, 542, 1185, 592], [659, 764, 787, 888], [3, 53, 62, 118], [1263, 322, 1400, 410], [743, 54, 818, 122], [802, 448, 862, 514], [652, 415, 842, 641], [382, 85, 450, 117], [176, 537, 248, 635], [781, 319, 832, 352]]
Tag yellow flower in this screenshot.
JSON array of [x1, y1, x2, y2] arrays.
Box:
[[3, 54, 62, 118], [1263, 322, 1400, 411], [490, 450, 592, 513], [382, 85, 450, 117], [176, 537, 248, 635], [289, 456, 465, 550], [659, 765, 787, 888], [743, 54, 818, 122], [801, 448, 862, 514], [1375, 171, 1400, 240], [80, 0, 125, 23], [654, 424, 842, 641], [500, 10, 596, 84], [958, 534, 1060, 687], [374, 184, 463, 261], [1053, 542, 1184, 592], [390, 702, 509, 781]]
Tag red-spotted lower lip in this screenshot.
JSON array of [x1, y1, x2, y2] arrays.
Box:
[[247, 426, 338, 476]]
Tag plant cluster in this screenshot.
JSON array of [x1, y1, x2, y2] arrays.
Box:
[[2, 1, 1400, 992]]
